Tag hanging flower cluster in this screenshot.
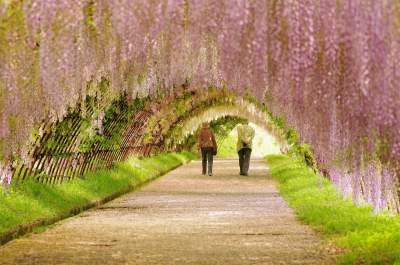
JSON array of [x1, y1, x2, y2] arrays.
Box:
[[0, 0, 400, 210], [0, 162, 12, 189]]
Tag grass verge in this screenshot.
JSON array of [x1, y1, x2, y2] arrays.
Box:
[[0, 151, 196, 244], [265, 154, 400, 265]]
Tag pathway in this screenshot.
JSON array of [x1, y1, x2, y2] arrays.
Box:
[[0, 159, 335, 264]]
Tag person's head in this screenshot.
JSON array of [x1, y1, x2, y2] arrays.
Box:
[[202, 122, 209, 128], [241, 120, 249, 125]]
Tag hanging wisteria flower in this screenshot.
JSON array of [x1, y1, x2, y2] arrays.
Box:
[[0, 162, 12, 189], [0, 0, 399, 211]]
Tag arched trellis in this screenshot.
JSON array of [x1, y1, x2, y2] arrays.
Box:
[[10, 87, 274, 185], [169, 98, 285, 147]]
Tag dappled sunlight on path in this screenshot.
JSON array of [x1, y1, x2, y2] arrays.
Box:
[[0, 160, 335, 264]]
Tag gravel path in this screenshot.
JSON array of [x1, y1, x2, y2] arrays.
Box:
[[0, 159, 335, 264]]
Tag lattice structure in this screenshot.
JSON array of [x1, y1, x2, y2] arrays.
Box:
[[10, 88, 252, 185]]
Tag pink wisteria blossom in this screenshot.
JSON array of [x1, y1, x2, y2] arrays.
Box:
[[0, 0, 399, 210]]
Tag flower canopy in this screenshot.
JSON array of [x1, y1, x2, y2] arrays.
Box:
[[1, 0, 400, 210]]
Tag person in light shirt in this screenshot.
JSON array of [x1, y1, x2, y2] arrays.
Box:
[[236, 121, 255, 176]]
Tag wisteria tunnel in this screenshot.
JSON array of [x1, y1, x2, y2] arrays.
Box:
[[1, 0, 400, 264], [7, 87, 275, 185]]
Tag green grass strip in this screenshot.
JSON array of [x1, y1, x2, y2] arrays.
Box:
[[265, 154, 400, 265], [0, 151, 196, 242]]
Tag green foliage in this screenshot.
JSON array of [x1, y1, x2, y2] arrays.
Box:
[[76, 94, 146, 152], [0, 152, 195, 236], [40, 78, 131, 155], [216, 132, 237, 158], [84, 0, 97, 33], [0, 139, 3, 161], [210, 116, 246, 139], [266, 111, 318, 172], [271, 115, 285, 129], [285, 128, 298, 145], [7, 115, 17, 135], [97, 95, 146, 150], [288, 143, 318, 172], [143, 116, 157, 144], [174, 98, 187, 116], [266, 154, 400, 265]]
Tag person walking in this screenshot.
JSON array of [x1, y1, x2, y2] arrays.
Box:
[[237, 122, 255, 176], [198, 122, 217, 176]]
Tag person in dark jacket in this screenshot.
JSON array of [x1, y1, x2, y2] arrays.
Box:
[[198, 122, 217, 176]]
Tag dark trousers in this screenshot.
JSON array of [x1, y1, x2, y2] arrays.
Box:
[[201, 147, 214, 175], [238, 148, 252, 175]]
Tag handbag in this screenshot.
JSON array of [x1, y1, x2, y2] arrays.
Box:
[[213, 147, 217, 156], [212, 146, 217, 156]]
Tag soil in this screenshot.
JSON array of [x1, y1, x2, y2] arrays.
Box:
[[0, 159, 336, 264]]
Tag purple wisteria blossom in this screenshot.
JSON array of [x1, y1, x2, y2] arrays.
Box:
[[0, 0, 399, 210]]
